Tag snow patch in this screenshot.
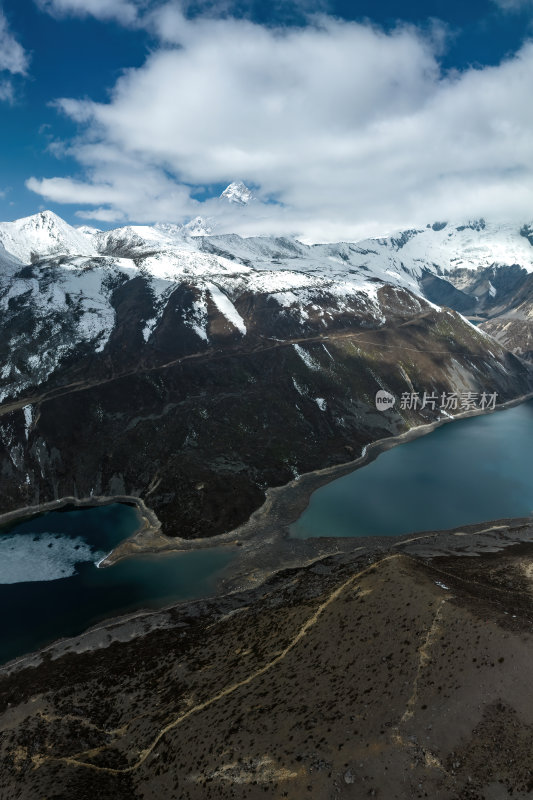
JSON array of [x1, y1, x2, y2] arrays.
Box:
[[292, 377, 305, 395], [207, 282, 247, 335], [22, 405, 32, 440], [293, 343, 321, 371], [188, 294, 209, 341], [0, 532, 105, 584]]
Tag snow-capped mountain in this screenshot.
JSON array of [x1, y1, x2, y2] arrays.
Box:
[[76, 225, 102, 237], [0, 211, 532, 316], [1, 208, 532, 541], [354, 219, 533, 277], [0, 212, 398, 404], [0, 210, 96, 265], [1, 208, 533, 407], [220, 181, 254, 205]]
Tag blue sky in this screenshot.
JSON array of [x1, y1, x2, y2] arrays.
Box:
[[1, 0, 533, 240]]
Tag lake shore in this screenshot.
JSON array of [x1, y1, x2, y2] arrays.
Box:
[[1, 389, 532, 581], [3, 516, 533, 799], [97, 388, 533, 567], [0, 493, 161, 551], [1, 390, 532, 673], [2, 513, 533, 677]]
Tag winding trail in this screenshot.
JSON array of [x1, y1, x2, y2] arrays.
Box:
[[38, 554, 400, 776], [400, 597, 447, 723], [0, 322, 504, 421]]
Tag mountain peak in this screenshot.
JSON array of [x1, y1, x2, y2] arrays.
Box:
[[15, 210, 64, 229], [220, 181, 254, 206], [183, 216, 213, 236], [0, 210, 97, 264]]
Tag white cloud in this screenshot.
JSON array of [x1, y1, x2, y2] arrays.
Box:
[[0, 11, 28, 74], [26, 9, 533, 241], [491, 0, 533, 10], [0, 9, 29, 102], [36, 0, 141, 25], [0, 80, 13, 102]]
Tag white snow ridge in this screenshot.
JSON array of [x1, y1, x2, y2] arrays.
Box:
[[0, 207, 533, 408]]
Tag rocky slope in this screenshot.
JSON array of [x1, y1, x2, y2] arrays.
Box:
[[0, 209, 532, 538], [1, 520, 533, 799]]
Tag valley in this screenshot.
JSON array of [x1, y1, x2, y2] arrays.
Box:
[[1, 207, 533, 797], [1, 210, 533, 543]]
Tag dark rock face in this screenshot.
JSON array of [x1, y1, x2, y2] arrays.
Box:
[[440, 264, 528, 314], [476, 272, 533, 360], [456, 218, 486, 232], [0, 271, 531, 539], [481, 317, 533, 361], [520, 224, 533, 247], [420, 272, 474, 313], [1, 213, 533, 539], [420, 265, 533, 360]]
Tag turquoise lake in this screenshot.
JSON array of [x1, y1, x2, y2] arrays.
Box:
[[0, 503, 234, 664], [291, 400, 533, 539], [3, 400, 533, 664]]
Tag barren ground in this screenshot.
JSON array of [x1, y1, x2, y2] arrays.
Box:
[[1, 522, 533, 799]]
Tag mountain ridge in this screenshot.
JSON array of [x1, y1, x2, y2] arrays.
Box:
[[0, 207, 532, 541]]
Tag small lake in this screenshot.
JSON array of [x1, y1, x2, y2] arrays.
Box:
[[0, 503, 234, 665], [291, 400, 533, 539]]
